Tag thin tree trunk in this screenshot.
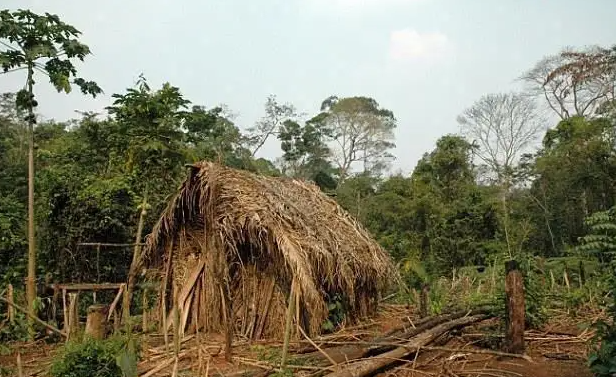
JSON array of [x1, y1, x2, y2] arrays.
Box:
[[125, 195, 148, 319], [26, 62, 36, 339]]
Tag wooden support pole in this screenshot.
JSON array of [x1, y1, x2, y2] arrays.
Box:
[[122, 285, 130, 333], [85, 304, 107, 340], [504, 260, 525, 354], [142, 288, 149, 333], [281, 277, 297, 368], [7, 284, 14, 323], [67, 292, 79, 340]]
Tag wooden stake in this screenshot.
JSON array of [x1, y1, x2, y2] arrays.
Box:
[[142, 288, 149, 333], [67, 292, 79, 340], [504, 260, 525, 354], [16, 352, 23, 377], [122, 285, 130, 330], [7, 284, 14, 323], [563, 270, 570, 292], [62, 288, 68, 335], [281, 277, 297, 368]]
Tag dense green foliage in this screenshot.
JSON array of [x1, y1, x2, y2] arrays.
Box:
[[575, 208, 616, 376], [50, 336, 138, 377]]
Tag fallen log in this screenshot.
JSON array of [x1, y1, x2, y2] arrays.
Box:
[[296, 308, 490, 366], [324, 314, 488, 377]]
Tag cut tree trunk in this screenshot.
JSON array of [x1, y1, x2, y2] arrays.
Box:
[[297, 308, 490, 366], [85, 304, 107, 340], [504, 260, 525, 354], [324, 314, 487, 377]]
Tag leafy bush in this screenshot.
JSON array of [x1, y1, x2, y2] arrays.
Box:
[[0, 313, 29, 342], [322, 293, 346, 332], [575, 206, 616, 376], [50, 336, 138, 377], [588, 264, 616, 377]]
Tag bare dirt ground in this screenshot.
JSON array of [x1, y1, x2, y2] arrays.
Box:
[[0, 307, 597, 377]]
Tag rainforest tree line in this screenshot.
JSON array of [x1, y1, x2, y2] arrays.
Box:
[[1, 9, 616, 292]]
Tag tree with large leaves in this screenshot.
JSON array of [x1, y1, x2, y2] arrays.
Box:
[[0, 9, 101, 333]]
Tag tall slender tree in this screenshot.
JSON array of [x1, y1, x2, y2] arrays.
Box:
[[0, 9, 101, 336]]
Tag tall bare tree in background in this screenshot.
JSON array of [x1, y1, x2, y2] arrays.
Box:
[[457, 92, 544, 257], [521, 45, 616, 120], [247, 95, 298, 156]]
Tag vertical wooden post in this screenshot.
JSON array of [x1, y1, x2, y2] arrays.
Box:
[[563, 270, 570, 292], [16, 352, 23, 377], [7, 284, 14, 323], [281, 278, 297, 369], [62, 289, 68, 336], [142, 288, 149, 333], [419, 283, 429, 318], [504, 260, 525, 354], [172, 283, 180, 359], [122, 285, 130, 333], [85, 304, 107, 340], [67, 292, 79, 340], [220, 283, 234, 362]]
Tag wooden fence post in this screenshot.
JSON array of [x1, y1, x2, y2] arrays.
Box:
[[504, 260, 525, 354], [7, 284, 14, 323], [67, 292, 79, 340], [142, 288, 149, 333]]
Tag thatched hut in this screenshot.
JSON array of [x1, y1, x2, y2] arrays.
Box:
[[140, 161, 397, 342]]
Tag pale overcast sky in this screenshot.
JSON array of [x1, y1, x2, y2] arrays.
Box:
[[2, 0, 615, 174]]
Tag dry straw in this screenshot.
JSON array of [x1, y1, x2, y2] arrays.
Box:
[[140, 161, 399, 340]]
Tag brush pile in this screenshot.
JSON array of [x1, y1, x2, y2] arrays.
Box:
[[134, 307, 505, 377]]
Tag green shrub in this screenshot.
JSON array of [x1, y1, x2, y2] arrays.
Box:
[[50, 336, 138, 377], [587, 265, 616, 377]]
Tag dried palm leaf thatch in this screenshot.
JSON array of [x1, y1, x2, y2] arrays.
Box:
[[140, 161, 399, 340]]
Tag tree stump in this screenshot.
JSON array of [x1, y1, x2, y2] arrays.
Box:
[[85, 304, 108, 340], [504, 260, 525, 354]]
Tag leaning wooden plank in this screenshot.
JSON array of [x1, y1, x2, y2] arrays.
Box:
[[165, 259, 205, 330], [52, 283, 125, 291], [324, 314, 488, 377], [107, 284, 125, 321]]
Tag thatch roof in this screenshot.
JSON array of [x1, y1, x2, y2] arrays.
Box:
[[141, 161, 398, 338]]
